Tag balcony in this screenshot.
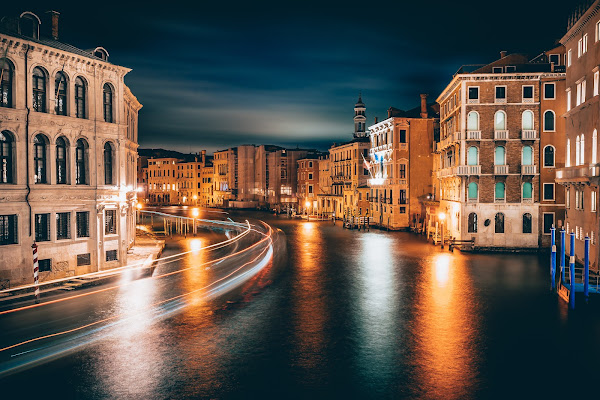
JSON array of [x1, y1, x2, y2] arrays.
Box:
[[494, 130, 509, 140], [439, 167, 455, 177], [398, 179, 407, 186], [521, 130, 537, 140], [456, 165, 481, 175], [466, 130, 481, 140], [521, 165, 536, 175], [556, 164, 600, 182], [438, 133, 458, 151], [494, 165, 509, 174]]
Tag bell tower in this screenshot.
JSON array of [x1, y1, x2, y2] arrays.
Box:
[[354, 93, 366, 138]]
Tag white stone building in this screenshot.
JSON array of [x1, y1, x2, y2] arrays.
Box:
[[0, 11, 141, 286]]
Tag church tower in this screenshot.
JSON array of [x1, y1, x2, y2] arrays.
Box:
[[353, 93, 366, 138]]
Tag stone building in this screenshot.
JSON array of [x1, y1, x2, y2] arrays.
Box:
[[213, 148, 234, 207], [147, 158, 179, 204], [297, 155, 321, 215], [434, 51, 566, 249], [0, 11, 141, 284], [368, 96, 438, 230], [556, 0, 600, 271]]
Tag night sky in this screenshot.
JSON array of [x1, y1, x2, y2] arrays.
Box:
[[9, 1, 578, 153]]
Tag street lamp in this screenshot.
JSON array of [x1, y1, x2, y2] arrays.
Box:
[[305, 200, 311, 221], [438, 212, 446, 249], [136, 202, 142, 224], [193, 194, 198, 205], [192, 207, 199, 236]]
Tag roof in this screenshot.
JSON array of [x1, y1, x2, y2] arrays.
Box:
[[387, 102, 440, 119]]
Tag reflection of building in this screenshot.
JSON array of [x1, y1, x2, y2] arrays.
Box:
[[0, 11, 140, 284], [368, 95, 438, 230], [556, 1, 600, 270], [434, 50, 565, 249]]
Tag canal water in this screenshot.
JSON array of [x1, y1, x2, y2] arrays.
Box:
[[3, 211, 600, 399]]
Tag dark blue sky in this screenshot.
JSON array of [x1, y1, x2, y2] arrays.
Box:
[[12, 1, 578, 153]]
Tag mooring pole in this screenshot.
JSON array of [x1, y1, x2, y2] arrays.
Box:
[[569, 231, 576, 310], [551, 225, 556, 291], [560, 228, 566, 284], [585, 235, 590, 303]]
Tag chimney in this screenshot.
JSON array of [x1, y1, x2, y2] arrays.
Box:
[[374, 117, 378, 124], [201, 149, 206, 164], [420, 94, 428, 119], [46, 11, 60, 40], [500, 50, 508, 59]]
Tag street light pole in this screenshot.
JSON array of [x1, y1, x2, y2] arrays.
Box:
[[438, 212, 446, 249], [192, 207, 199, 236]]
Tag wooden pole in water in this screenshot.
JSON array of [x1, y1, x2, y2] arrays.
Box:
[[569, 231, 576, 310], [561, 228, 566, 284], [585, 235, 590, 303], [551, 225, 556, 291]]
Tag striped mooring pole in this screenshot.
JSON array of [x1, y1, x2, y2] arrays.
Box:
[[32, 243, 40, 303], [560, 228, 566, 284], [569, 231, 576, 310], [550, 226, 556, 291]]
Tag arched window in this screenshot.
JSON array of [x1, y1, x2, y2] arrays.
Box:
[[0, 131, 14, 183], [567, 138, 571, 167], [495, 182, 505, 201], [104, 142, 114, 185], [75, 139, 87, 185], [75, 77, 86, 119], [495, 146, 506, 165], [32, 67, 46, 112], [494, 111, 506, 130], [103, 83, 113, 123], [594, 130, 598, 164], [468, 182, 478, 200], [523, 213, 532, 234], [467, 111, 479, 130], [56, 137, 68, 184], [522, 110, 534, 130], [468, 212, 477, 233], [19, 12, 40, 39], [581, 134, 585, 164], [1, 59, 14, 108], [576, 136, 581, 166], [544, 110, 555, 131], [33, 134, 48, 183], [544, 146, 555, 167], [54, 72, 67, 116], [522, 146, 533, 165], [523, 182, 533, 200], [467, 146, 478, 165], [495, 212, 505, 233]]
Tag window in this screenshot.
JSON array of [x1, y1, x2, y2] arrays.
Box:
[[544, 146, 555, 167], [55, 72, 67, 116], [495, 213, 504, 233], [1, 59, 13, 108], [594, 130, 598, 163], [468, 87, 479, 103], [77, 253, 91, 266], [568, 49, 572, 67], [523, 213, 532, 234], [0, 131, 14, 183], [495, 146, 505, 165], [106, 250, 118, 261], [308, 185, 313, 194], [468, 213, 477, 233], [581, 134, 585, 164], [468, 182, 478, 201], [577, 80, 587, 106], [38, 259, 51, 272], [75, 77, 86, 118], [56, 212, 71, 240], [399, 130, 406, 143], [104, 142, 113, 185], [493, 67, 503, 73], [103, 83, 113, 123], [595, 71, 599, 96], [592, 191, 597, 213], [467, 146, 478, 165], [578, 38, 583, 57], [522, 146, 533, 166], [566, 187, 570, 208], [522, 110, 534, 130], [544, 111, 555, 132], [399, 164, 406, 179], [544, 83, 555, 100], [597, 21, 600, 42], [495, 182, 505, 201], [523, 182, 533, 200], [543, 183, 555, 201], [495, 86, 506, 102], [522, 86, 534, 102], [76, 211, 89, 238], [567, 138, 571, 167], [567, 89, 572, 111], [0, 214, 17, 245], [34, 134, 47, 183], [35, 213, 50, 242], [494, 111, 506, 130], [308, 173, 313, 180], [56, 136, 68, 184], [105, 209, 117, 235], [467, 111, 479, 130], [584, 34, 589, 55], [399, 189, 407, 204], [543, 213, 554, 234], [549, 54, 560, 65], [75, 139, 87, 185], [32, 67, 46, 112], [576, 136, 581, 166]]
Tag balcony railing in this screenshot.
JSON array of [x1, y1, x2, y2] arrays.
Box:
[[521, 130, 537, 140], [521, 165, 536, 175], [466, 130, 481, 140], [398, 179, 407, 186], [494, 130, 509, 140], [456, 165, 481, 175], [495, 165, 509, 174], [556, 164, 600, 181]]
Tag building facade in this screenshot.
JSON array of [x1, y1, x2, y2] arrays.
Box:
[[297, 156, 320, 214], [0, 11, 140, 284]]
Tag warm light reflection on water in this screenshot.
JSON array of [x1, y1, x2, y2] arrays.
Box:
[[413, 251, 479, 399]]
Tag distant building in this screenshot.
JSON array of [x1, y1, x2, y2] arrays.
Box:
[[147, 158, 180, 204], [297, 154, 325, 215], [0, 11, 140, 284]]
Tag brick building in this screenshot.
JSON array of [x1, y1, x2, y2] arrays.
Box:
[[297, 156, 320, 215], [147, 158, 180, 204]]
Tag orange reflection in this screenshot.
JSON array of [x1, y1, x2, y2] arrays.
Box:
[[413, 252, 479, 399]]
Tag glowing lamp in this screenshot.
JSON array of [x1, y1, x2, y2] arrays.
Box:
[[136, 203, 142, 210], [438, 212, 446, 221], [193, 195, 198, 200], [192, 208, 199, 218], [305, 201, 311, 208]]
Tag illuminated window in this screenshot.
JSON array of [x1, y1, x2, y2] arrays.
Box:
[[56, 136, 68, 184], [55, 72, 67, 116], [32, 67, 46, 112], [34, 134, 48, 183], [103, 83, 113, 123]]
